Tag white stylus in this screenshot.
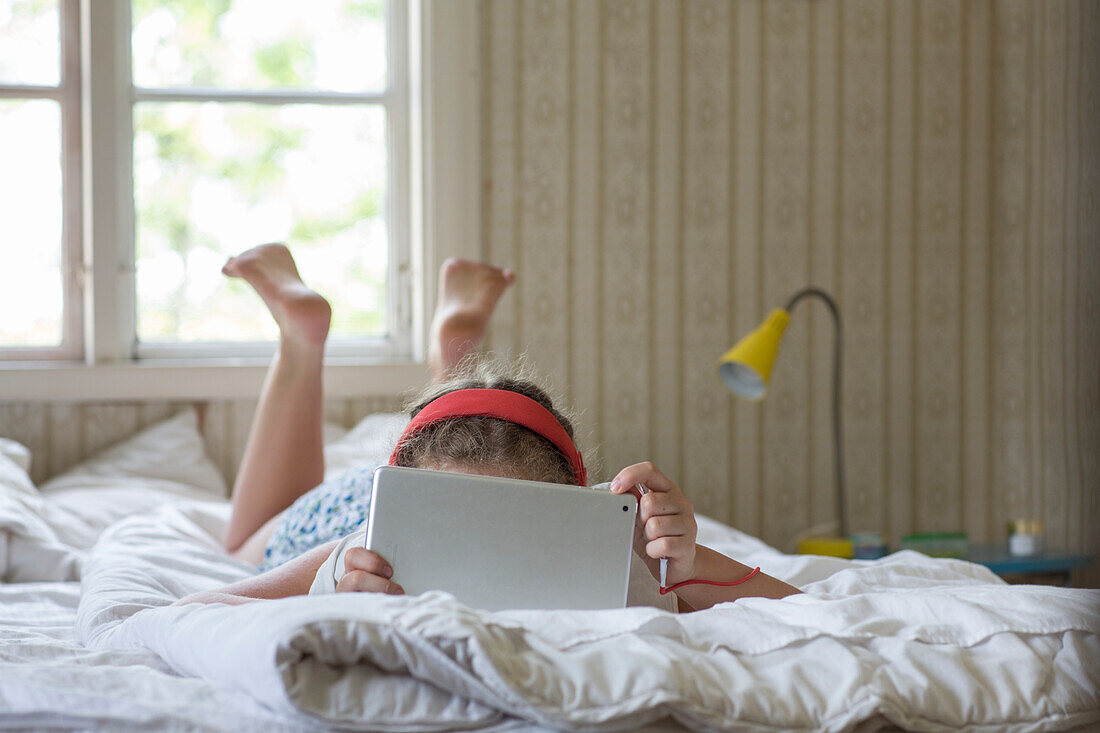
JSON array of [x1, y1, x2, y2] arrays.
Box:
[[636, 483, 668, 589]]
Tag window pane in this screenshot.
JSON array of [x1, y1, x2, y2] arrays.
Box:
[[131, 0, 387, 93], [0, 99, 62, 347], [133, 102, 388, 343], [0, 0, 60, 86]]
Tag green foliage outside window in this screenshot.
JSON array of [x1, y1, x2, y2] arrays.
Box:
[[131, 0, 389, 344]]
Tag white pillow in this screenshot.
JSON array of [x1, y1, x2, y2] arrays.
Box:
[[0, 436, 73, 580], [35, 409, 227, 553], [2, 409, 228, 582], [0, 437, 37, 497], [323, 412, 408, 480], [41, 409, 226, 497]]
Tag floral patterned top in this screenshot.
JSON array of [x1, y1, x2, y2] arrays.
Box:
[[259, 463, 379, 571]]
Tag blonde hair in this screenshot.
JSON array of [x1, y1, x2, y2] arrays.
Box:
[[392, 356, 580, 485]]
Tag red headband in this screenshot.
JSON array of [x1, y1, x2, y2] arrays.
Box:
[[388, 388, 587, 486]]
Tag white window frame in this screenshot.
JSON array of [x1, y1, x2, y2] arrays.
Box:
[[103, 0, 411, 363], [1, 0, 482, 401], [0, 0, 84, 362]]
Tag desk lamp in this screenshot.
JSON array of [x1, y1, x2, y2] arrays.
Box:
[[718, 288, 850, 554]]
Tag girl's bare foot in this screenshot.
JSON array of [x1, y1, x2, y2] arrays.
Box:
[[222, 243, 332, 351], [429, 258, 515, 381]]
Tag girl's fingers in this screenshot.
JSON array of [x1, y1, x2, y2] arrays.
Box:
[[643, 513, 695, 541], [335, 569, 405, 594], [639, 494, 695, 529], [611, 462, 699, 583], [339, 548, 403, 594], [645, 536, 694, 562], [344, 547, 393, 579], [609, 462, 679, 496]]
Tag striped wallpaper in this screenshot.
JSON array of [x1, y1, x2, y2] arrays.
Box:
[[479, 0, 1099, 580]]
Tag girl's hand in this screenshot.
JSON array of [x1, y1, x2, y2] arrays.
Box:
[[609, 462, 698, 586], [336, 547, 405, 595]]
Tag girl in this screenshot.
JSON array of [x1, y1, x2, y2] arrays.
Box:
[[178, 244, 800, 611]]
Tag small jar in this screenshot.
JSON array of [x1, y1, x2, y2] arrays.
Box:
[[1007, 519, 1044, 557], [851, 531, 888, 560]]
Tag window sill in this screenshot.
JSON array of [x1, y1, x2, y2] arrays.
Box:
[[0, 359, 429, 402]]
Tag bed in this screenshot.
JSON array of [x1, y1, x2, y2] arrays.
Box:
[[1, 410, 1097, 731]]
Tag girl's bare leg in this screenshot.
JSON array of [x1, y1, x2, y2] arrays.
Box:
[[428, 258, 515, 382], [221, 243, 332, 552], [223, 252, 515, 558]]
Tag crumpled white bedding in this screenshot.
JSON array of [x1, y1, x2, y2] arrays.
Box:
[[3, 411, 1100, 731], [0, 411, 227, 582], [0, 413, 312, 731], [69, 500, 1100, 732], [0, 580, 307, 732]]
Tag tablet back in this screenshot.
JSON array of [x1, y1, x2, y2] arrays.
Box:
[[366, 466, 637, 611]]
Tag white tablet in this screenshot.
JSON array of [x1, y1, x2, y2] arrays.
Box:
[[365, 466, 638, 611]]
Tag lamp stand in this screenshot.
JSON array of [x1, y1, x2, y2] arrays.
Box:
[[784, 288, 846, 539]]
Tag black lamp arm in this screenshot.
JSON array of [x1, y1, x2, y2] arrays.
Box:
[[783, 287, 846, 539]]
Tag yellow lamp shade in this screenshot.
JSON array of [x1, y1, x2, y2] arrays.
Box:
[[717, 308, 791, 400]]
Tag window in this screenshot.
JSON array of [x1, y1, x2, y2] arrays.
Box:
[[1, 0, 411, 362], [0, 0, 82, 359], [0, 0, 480, 400]]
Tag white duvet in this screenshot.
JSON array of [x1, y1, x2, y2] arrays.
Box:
[[3, 412, 1100, 731]]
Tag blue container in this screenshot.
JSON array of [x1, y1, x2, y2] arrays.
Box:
[[851, 532, 888, 559]]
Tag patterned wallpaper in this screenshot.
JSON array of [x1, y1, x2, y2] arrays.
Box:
[[1, 0, 1096, 585], [480, 0, 1099, 576]]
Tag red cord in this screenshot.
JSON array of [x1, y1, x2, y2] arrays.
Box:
[[658, 566, 761, 595]]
